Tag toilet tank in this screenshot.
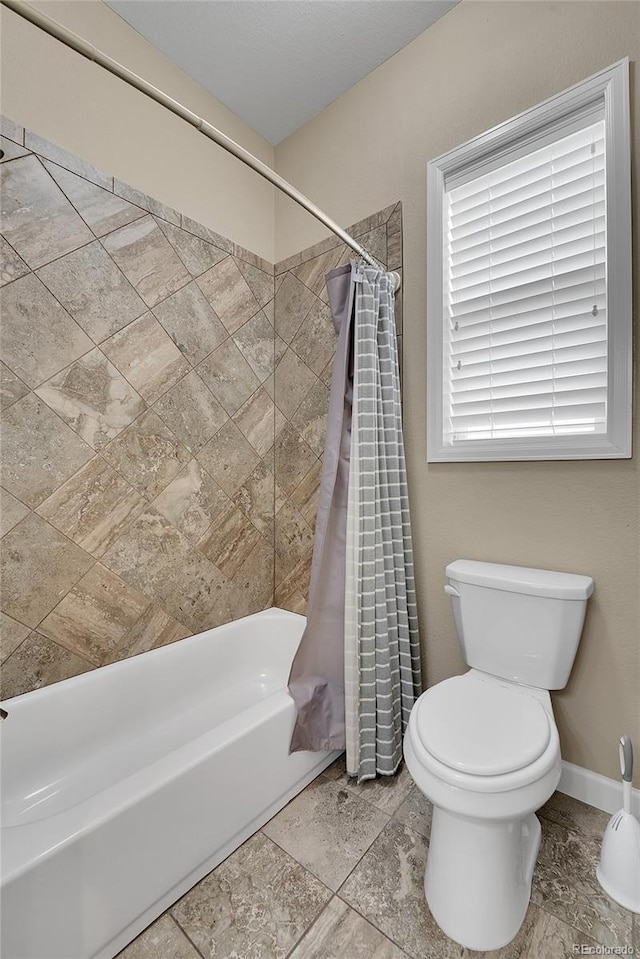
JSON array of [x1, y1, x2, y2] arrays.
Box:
[[446, 560, 594, 690]]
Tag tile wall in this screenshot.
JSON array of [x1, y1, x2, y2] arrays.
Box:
[[0, 117, 276, 698], [272, 202, 403, 613], [0, 115, 402, 698]]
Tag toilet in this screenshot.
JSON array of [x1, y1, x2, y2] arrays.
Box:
[[403, 559, 594, 952]]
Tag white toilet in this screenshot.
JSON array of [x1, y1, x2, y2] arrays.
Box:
[[403, 559, 594, 952]]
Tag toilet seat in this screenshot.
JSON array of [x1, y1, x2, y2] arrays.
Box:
[[414, 673, 551, 777]]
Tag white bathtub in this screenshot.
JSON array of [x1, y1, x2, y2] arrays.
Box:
[[0, 607, 339, 959]]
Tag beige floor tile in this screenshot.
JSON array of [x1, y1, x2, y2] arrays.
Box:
[[262, 777, 388, 891], [461, 903, 600, 959], [116, 914, 200, 959], [322, 754, 346, 780], [339, 819, 463, 959], [171, 833, 330, 959], [394, 785, 433, 839], [289, 898, 409, 959], [531, 817, 633, 948], [333, 758, 415, 815], [538, 791, 611, 843]]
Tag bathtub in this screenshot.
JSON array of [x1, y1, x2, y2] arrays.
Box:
[[0, 607, 340, 959]]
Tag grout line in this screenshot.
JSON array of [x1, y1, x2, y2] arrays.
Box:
[[0, 123, 26, 148], [95, 217, 192, 309], [258, 829, 336, 896], [38, 152, 147, 221], [167, 911, 208, 959], [283, 893, 338, 959], [151, 215, 227, 282], [25, 137, 113, 192], [0, 151, 32, 167], [333, 891, 413, 957], [0, 234, 30, 279]]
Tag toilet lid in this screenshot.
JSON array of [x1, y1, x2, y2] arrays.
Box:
[[415, 674, 551, 776]]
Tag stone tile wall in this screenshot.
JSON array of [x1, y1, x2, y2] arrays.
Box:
[[0, 118, 276, 698], [0, 114, 402, 699], [273, 203, 403, 613]]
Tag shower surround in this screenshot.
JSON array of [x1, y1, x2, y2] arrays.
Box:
[[273, 203, 403, 614], [0, 115, 402, 697]]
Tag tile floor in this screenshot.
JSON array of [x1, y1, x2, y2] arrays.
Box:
[[118, 757, 637, 959]]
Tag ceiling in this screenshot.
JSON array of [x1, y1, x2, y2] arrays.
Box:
[[106, 1, 458, 144]]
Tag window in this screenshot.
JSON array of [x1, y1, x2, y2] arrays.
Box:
[[427, 60, 632, 462]]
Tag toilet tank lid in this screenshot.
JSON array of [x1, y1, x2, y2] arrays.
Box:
[[446, 560, 594, 600]]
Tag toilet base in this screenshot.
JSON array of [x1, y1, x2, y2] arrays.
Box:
[[425, 806, 541, 951]]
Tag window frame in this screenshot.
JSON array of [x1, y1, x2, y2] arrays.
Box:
[[426, 59, 632, 462]]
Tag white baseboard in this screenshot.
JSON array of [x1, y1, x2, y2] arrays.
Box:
[[559, 760, 640, 818]]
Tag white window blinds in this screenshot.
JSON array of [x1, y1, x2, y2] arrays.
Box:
[[444, 118, 607, 443]]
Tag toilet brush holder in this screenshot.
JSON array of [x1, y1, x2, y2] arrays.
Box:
[[596, 735, 640, 914]]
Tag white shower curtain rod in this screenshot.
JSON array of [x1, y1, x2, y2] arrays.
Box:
[[2, 0, 400, 289]]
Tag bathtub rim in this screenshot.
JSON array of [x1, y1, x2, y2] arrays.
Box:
[[0, 606, 305, 713]]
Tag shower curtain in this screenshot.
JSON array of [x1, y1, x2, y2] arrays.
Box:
[[288, 261, 421, 782]]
